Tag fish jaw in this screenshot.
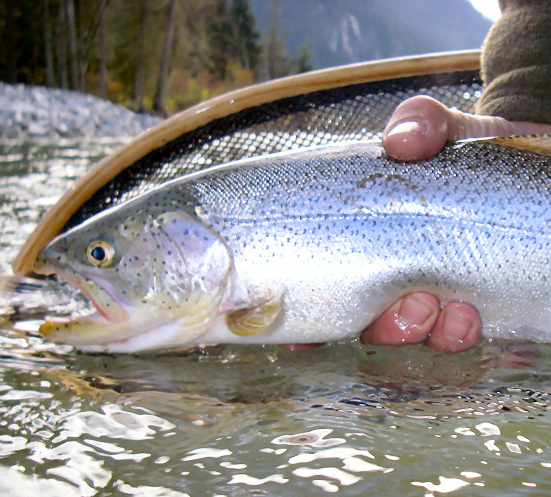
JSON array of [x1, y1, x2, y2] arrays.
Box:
[[39, 287, 226, 352], [34, 260, 131, 324]]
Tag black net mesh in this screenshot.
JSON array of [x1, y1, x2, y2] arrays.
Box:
[[66, 70, 482, 229]]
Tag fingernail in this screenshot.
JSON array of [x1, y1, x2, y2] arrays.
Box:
[[398, 295, 434, 326], [443, 309, 473, 342], [385, 120, 427, 138]]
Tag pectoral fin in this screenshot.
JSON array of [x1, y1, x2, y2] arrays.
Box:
[[226, 296, 281, 336]]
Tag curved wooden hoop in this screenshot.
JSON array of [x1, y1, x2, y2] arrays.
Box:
[[13, 49, 480, 274]]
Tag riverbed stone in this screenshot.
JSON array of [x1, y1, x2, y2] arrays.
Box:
[[0, 82, 162, 142]]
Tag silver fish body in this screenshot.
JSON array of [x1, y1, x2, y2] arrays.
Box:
[[34, 139, 551, 352]]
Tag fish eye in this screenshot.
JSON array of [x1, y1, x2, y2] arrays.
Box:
[[86, 240, 116, 267]]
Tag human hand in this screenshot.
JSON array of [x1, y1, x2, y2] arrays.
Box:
[[361, 96, 551, 353], [381, 95, 551, 161]]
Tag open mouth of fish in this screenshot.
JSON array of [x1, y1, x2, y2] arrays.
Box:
[[33, 261, 146, 348], [34, 261, 226, 353], [48, 262, 130, 321]]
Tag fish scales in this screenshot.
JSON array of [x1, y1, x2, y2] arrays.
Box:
[[192, 141, 551, 338], [34, 140, 551, 352]]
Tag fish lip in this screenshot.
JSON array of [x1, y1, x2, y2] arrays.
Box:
[[43, 263, 130, 324], [78, 277, 130, 323]]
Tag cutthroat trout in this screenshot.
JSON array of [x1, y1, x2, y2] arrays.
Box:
[[33, 138, 551, 353]]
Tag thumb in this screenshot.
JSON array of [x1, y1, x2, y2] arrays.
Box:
[[382, 95, 551, 161]]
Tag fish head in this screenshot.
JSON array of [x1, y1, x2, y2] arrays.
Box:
[[33, 199, 236, 351]]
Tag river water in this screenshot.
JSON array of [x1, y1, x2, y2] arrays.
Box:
[[1, 140, 551, 496]]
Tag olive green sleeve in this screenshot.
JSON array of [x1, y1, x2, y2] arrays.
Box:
[[475, 0, 551, 124]]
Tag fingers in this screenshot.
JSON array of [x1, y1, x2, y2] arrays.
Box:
[[382, 96, 452, 161], [382, 95, 551, 161], [361, 294, 482, 354], [425, 302, 481, 354], [360, 293, 439, 346], [281, 295, 481, 354]]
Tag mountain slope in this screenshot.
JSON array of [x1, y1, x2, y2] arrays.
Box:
[[250, 0, 493, 69]]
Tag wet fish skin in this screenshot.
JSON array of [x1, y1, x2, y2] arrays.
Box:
[[33, 139, 551, 352]]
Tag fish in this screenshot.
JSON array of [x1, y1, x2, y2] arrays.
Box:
[[32, 137, 551, 353]]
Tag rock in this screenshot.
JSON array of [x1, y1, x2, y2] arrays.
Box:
[[0, 82, 162, 142]]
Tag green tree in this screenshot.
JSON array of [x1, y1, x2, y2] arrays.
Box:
[[98, 0, 107, 98], [43, 0, 55, 87], [0, 0, 264, 112], [0, 0, 44, 84], [0, 0, 17, 83], [108, 0, 162, 107], [293, 39, 313, 74], [207, 0, 233, 80], [153, 0, 177, 114], [208, 0, 261, 80], [263, 0, 290, 79], [230, 0, 261, 72]]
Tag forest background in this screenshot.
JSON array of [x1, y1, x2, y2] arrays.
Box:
[[0, 0, 492, 116]]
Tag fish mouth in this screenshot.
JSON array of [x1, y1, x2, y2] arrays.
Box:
[[75, 276, 130, 323], [34, 257, 130, 324], [39, 283, 223, 353], [36, 267, 141, 349], [32, 252, 224, 352]]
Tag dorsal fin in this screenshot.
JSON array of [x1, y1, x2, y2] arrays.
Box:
[[487, 134, 551, 155]]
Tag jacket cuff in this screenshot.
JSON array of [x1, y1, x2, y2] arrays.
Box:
[[475, 65, 551, 123]]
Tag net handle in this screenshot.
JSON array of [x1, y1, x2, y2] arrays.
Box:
[[13, 50, 480, 274]]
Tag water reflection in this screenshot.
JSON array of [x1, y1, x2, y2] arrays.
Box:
[[0, 465, 85, 497], [0, 325, 551, 495]]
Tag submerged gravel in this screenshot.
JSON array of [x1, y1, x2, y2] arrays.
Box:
[[0, 82, 162, 141]]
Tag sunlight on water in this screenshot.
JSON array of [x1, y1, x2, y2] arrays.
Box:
[[1, 142, 551, 496]]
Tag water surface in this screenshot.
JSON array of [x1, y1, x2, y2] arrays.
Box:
[[1, 141, 551, 496]]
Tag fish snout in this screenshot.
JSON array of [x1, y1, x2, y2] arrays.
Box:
[[32, 253, 56, 275], [32, 240, 67, 275]]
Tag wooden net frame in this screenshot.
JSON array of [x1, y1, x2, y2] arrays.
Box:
[[13, 50, 480, 274]]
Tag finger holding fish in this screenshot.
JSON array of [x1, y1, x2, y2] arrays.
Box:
[[365, 96, 551, 353]]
